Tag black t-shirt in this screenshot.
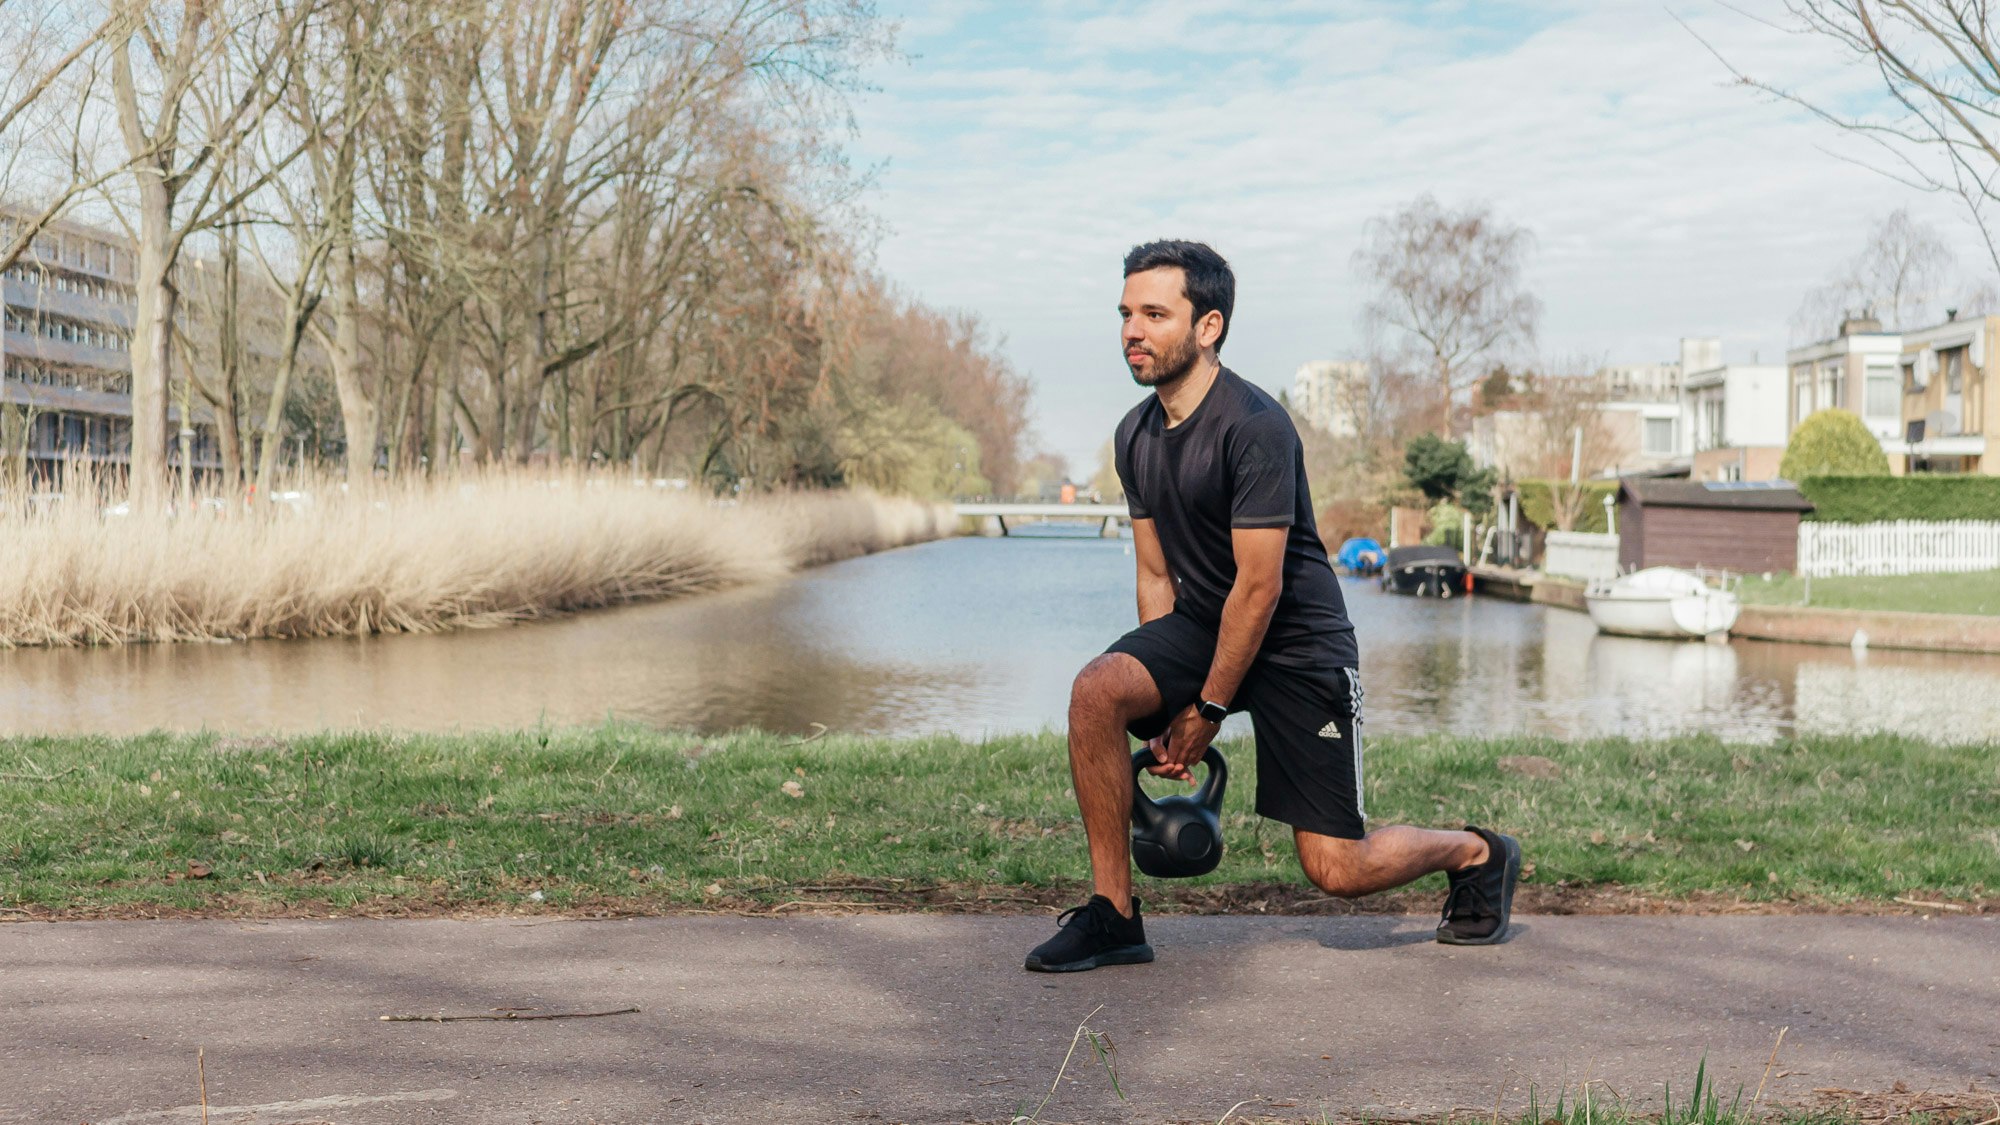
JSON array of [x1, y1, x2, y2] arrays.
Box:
[[1113, 367, 1359, 670]]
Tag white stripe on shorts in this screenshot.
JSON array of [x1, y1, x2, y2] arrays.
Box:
[[1342, 667, 1365, 821]]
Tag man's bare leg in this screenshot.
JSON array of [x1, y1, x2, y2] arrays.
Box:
[[1293, 826, 1488, 898], [1066, 653, 1163, 918]]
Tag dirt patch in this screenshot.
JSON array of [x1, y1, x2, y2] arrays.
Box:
[[2, 877, 1992, 923]]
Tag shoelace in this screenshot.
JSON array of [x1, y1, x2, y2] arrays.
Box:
[[1055, 904, 1107, 934], [1439, 878, 1494, 925]]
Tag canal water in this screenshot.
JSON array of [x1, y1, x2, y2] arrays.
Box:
[[3, 530, 1996, 743]]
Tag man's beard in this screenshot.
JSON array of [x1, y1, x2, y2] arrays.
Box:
[[1128, 325, 1201, 387]]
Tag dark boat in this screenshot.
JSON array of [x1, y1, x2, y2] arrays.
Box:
[[1379, 545, 1468, 598]]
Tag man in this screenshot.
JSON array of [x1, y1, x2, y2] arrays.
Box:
[[1025, 240, 1521, 973]]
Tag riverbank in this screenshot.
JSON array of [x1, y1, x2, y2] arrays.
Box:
[[0, 476, 952, 647], [1738, 569, 2000, 615], [1475, 567, 2000, 654], [2, 727, 1990, 918]]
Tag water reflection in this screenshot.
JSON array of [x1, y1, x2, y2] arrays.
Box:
[[2, 533, 1998, 742]]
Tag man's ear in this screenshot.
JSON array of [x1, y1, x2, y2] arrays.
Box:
[[1196, 309, 1225, 350]]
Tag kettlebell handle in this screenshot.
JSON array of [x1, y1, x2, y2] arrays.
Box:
[[1131, 745, 1228, 813]]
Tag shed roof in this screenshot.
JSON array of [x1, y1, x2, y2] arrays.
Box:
[[1618, 477, 1814, 512]]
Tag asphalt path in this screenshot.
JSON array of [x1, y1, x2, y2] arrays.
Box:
[[2, 914, 1996, 1124]]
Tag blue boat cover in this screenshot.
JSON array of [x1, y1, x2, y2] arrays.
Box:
[[1336, 537, 1385, 570]]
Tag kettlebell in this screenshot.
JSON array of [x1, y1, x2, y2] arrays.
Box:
[[1129, 746, 1228, 878]]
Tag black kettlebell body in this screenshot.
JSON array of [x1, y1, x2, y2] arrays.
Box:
[[1130, 746, 1228, 878]]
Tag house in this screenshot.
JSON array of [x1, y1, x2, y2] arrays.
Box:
[[1466, 361, 1681, 480], [1677, 336, 1788, 482], [1616, 477, 1814, 573], [1888, 312, 1998, 474], [1785, 316, 1904, 467], [0, 207, 219, 480]]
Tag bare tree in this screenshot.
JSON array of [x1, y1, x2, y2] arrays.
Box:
[[0, 4, 138, 276], [1792, 207, 1964, 338], [1717, 3, 2000, 285], [1354, 194, 1538, 440], [107, 0, 314, 501]]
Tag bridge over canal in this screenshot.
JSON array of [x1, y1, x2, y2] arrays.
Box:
[[952, 501, 1129, 537]]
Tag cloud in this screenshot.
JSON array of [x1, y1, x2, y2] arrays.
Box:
[[851, 1, 1973, 470]]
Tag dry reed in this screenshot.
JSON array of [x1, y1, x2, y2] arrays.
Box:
[[0, 467, 954, 647]]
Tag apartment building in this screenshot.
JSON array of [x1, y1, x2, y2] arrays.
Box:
[[0, 208, 216, 478], [1784, 316, 1905, 467], [1290, 359, 1369, 438], [1889, 312, 1998, 474], [1677, 336, 1788, 481]]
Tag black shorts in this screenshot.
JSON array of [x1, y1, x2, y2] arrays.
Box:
[[1107, 612, 1366, 840]]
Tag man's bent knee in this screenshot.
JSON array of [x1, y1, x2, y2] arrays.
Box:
[[1068, 653, 1158, 727]]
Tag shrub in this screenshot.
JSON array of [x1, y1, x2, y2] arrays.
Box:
[[1798, 474, 2000, 522], [1517, 479, 1618, 533], [1780, 409, 1891, 479]]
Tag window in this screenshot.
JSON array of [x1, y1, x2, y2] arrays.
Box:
[[1793, 366, 1813, 425], [1694, 392, 1726, 451], [1819, 360, 1845, 411], [1644, 416, 1674, 455], [1942, 346, 1966, 393], [1865, 366, 1899, 417]]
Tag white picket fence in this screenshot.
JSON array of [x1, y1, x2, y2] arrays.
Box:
[[1543, 530, 1621, 580], [1797, 520, 2000, 577]]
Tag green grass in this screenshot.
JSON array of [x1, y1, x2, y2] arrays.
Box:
[[1, 727, 1994, 914], [1737, 569, 2000, 615]]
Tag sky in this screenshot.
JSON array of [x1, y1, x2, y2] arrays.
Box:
[[842, 0, 1981, 475]]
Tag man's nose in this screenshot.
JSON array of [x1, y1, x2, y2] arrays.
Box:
[[1121, 319, 1143, 344]]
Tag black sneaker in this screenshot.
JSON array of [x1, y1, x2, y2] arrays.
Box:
[[1024, 895, 1155, 972], [1436, 826, 1520, 945]]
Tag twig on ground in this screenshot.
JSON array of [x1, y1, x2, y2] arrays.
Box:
[[1214, 1099, 1255, 1124], [593, 751, 624, 790], [786, 722, 829, 746], [1013, 1003, 1108, 1125], [760, 900, 897, 913], [1751, 1026, 1789, 1113], [197, 1046, 209, 1125], [379, 1006, 639, 1023], [791, 883, 908, 893], [0, 767, 76, 782], [1892, 896, 1967, 912]]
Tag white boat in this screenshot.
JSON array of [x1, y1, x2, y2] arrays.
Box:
[[1584, 566, 1740, 640]]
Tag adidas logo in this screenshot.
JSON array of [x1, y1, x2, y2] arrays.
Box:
[[1317, 721, 1342, 739]]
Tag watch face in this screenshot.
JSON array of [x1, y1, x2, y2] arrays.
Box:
[[1199, 700, 1228, 723]]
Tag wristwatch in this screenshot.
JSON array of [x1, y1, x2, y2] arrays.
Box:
[[1196, 698, 1229, 723]]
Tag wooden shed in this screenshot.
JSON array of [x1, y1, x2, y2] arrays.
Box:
[[1616, 478, 1814, 574]]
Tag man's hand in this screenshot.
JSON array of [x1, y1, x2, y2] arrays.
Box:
[[1144, 705, 1219, 785]]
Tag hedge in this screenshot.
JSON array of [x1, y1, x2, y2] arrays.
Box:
[[1516, 479, 1618, 533], [1797, 474, 2000, 522]]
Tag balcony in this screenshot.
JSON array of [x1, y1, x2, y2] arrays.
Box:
[[3, 329, 132, 374], [3, 278, 135, 331]]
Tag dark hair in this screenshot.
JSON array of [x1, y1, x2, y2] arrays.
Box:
[[1123, 239, 1235, 351]]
